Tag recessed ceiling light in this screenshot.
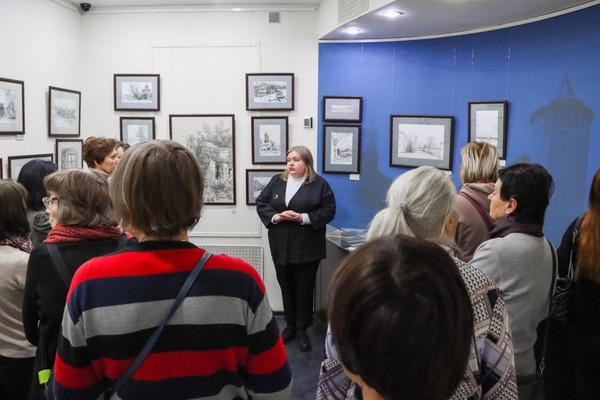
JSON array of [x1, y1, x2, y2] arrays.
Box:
[[382, 10, 404, 18], [345, 27, 362, 35]]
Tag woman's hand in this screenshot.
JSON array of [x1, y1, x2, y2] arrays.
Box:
[[279, 210, 303, 223]]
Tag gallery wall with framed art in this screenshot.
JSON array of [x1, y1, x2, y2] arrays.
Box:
[[251, 116, 288, 165], [48, 86, 81, 137], [55, 139, 83, 170]]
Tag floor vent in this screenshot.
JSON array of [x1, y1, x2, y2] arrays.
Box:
[[338, 0, 368, 25], [198, 244, 264, 278]]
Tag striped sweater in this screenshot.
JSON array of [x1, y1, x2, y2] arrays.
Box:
[[49, 241, 292, 400]]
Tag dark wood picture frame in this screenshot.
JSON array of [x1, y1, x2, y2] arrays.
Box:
[[323, 125, 361, 174], [0, 77, 25, 135], [323, 96, 363, 123], [48, 86, 81, 137], [251, 116, 288, 164], [8, 154, 54, 179], [246, 73, 294, 111], [114, 74, 160, 111], [245, 169, 282, 205], [55, 139, 83, 170], [120, 116, 155, 145], [468, 101, 508, 159]]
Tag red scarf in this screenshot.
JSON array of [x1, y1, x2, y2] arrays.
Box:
[[44, 223, 126, 244]]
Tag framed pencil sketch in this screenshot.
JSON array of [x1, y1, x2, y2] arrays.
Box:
[[323, 125, 361, 174], [323, 96, 362, 123], [246, 169, 282, 205], [469, 101, 508, 159], [170, 114, 236, 205], [48, 86, 81, 137], [55, 139, 83, 170], [246, 73, 294, 111], [390, 115, 454, 170], [0, 158, 3, 179], [8, 154, 54, 179], [252, 116, 288, 164], [120, 117, 155, 146], [114, 74, 160, 111], [0, 77, 25, 135]]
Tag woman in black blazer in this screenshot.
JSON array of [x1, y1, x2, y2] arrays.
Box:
[[256, 146, 336, 352]]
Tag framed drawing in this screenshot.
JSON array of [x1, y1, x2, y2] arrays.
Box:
[[246, 169, 282, 205], [390, 115, 454, 170], [0, 77, 25, 135], [469, 101, 508, 159], [8, 154, 54, 179], [323, 125, 361, 174], [251, 116, 288, 164], [55, 139, 83, 170], [48, 86, 81, 137], [169, 114, 236, 205], [323, 96, 362, 123], [246, 73, 294, 111], [114, 74, 160, 111], [120, 117, 155, 145], [0, 158, 2, 178]]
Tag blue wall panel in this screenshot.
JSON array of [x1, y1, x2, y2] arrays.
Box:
[[318, 5, 600, 244]]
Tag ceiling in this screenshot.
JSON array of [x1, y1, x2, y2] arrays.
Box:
[[66, 0, 599, 41]]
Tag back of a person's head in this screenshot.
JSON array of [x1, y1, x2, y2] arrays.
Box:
[[0, 180, 30, 239], [498, 163, 554, 224], [329, 234, 473, 400], [44, 169, 115, 227], [17, 159, 57, 211], [83, 136, 118, 168], [366, 166, 457, 245], [460, 141, 499, 184], [110, 140, 204, 239]]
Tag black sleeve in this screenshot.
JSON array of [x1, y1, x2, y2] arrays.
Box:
[[256, 175, 280, 228], [22, 247, 45, 345], [556, 216, 580, 278], [306, 178, 336, 230]]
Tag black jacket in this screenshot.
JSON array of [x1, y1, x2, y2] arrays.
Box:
[[256, 174, 336, 265]]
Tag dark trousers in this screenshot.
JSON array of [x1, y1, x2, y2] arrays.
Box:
[[275, 261, 319, 330], [0, 355, 34, 400]]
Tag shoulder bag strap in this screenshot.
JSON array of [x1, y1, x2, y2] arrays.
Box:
[[107, 251, 212, 399], [47, 244, 73, 287], [567, 215, 584, 280], [539, 239, 557, 379], [458, 191, 493, 231]]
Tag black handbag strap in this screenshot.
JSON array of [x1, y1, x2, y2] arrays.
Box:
[[539, 239, 557, 378], [47, 244, 73, 287], [567, 215, 584, 280], [106, 251, 212, 399]]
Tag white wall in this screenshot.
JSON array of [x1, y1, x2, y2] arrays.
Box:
[[1, 1, 320, 311]]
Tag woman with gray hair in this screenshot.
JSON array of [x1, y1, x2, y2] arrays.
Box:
[[317, 166, 517, 400]]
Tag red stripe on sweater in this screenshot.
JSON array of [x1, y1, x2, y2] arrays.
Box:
[[246, 338, 288, 374], [54, 355, 101, 389]]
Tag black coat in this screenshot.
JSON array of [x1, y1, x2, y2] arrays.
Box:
[[256, 174, 336, 265]]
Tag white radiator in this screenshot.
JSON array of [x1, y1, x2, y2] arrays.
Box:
[[198, 244, 264, 278]]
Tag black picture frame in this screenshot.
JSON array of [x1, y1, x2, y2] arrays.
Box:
[[323, 125, 361, 174], [251, 116, 288, 164], [48, 86, 81, 137], [323, 96, 362, 123], [246, 169, 282, 205], [246, 73, 294, 111], [0, 77, 25, 135], [120, 117, 155, 145], [468, 101, 508, 159], [8, 154, 54, 179], [390, 115, 454, 170], [55, 139, 83, 170], [114, 74, 160, 111]]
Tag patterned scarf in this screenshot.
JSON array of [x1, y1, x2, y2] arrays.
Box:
[[44, 222, 125, 244], [489, 215, 543, 239], [0, 235, 34, 254]]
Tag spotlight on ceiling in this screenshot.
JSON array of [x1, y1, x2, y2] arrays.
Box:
[[345, 27, 362, 35], [382, 10, 404, 18]]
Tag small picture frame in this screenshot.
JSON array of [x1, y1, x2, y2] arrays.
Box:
[[0, 77, 25, 135], [246, 169, 282, 205], [0, 158, 3, 179], [55, 139, 83, 170], [48, 86, 81, 137], [246, 73, 294, 111], [323, 96, 362, 123], [114, 74, 160, 111], [252, 116, 288, 164], [468, 101, 508, 159], [390, 115, 454, 170], [323, 125, 361, 174], [8, 154, 54, 179], [120, 117, 155, 146]]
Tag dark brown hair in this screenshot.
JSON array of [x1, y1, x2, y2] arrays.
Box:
[[329, 234, 473, 400], [44, 169, 116, 227], [83, 136, 118, 168], [110, 140, 204, 238], [0, 180, 31, 239]]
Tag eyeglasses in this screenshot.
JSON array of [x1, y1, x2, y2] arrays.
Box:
[[42, 196, 58, 209]]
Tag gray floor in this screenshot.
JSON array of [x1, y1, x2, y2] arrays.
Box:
[[275, 315, 327, 399]]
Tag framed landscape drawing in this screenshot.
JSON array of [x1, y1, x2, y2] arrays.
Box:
[[252, 116, 288, 164], [8, 154, 54, 179], [120, 117, 155, 146], [48, 86, 81, 137], [55, 139, 83, 170], [246, 169, 281, 205], [323, 96, 362, 123], [323, 125, 361, 174], [469, 101, 508, 159], [246, 73, 294, 111], [169, 114, 236, 205], [114, 74, 160, 111], [390, 115, 454, 170], [0, 77, 25, 135]]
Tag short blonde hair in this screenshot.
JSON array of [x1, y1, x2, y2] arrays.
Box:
[[282, 146, 318, 183], [459, 141, 499, 183], [366, 166, 457, 247], [110, 140, 204, 238], [44, 169, 116, 227]]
